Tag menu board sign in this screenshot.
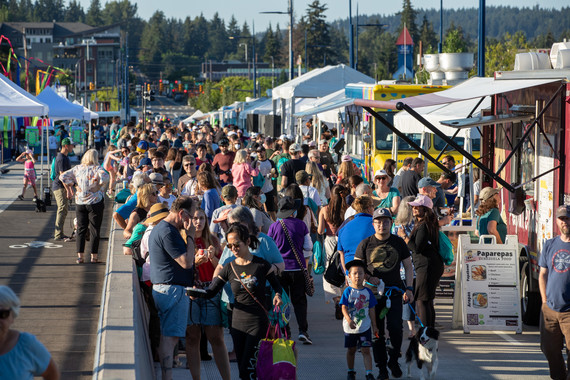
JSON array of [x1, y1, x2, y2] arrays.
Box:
[[459, 235, 522, 333]]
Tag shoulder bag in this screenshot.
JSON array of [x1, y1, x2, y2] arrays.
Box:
[[230, 261, 269, 316], [279, 220, 315, 297]]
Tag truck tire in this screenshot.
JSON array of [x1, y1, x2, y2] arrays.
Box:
[[521, 263, 541, 326]]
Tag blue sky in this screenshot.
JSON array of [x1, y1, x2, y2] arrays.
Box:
[[84, 1, 563, 30]]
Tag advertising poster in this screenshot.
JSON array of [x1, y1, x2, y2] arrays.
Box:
[[537, 135, 555, 253], [459, 235, 522, 333]]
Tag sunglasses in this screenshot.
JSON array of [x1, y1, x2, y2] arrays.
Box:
[[226, 242, 242, 250], [153, 191, 159, 195], [378, 177, 388, 180], [184, 163, 195, 166], [0, 309, 10, 319]]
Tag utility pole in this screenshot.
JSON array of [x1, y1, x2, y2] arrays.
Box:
[[478, 0, 485, 77], [288, 0, 293, 81], [349, 0, 354, 69], [22, 28, 29, 92], [252, 22, 257, 98], [124, 33, 130, 125]]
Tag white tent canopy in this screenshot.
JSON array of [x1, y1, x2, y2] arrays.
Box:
[[182, 110, 206, 123], [272, 64, 375, 99], [37, 87, 85, 120], [295, 88, 349, 124], [72, 100, 99, 120], [0, 73, 49, 116], [394, 97, 491, 138]]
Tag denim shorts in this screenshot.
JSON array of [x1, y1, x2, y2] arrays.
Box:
[[344, 328, 372, 348], [152, 284, 189, 337], [188, 292, 222, 326]]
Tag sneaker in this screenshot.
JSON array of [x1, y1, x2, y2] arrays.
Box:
[[347, 371, 356, 380], [53, 235, 70, 242], [377, 368, 389, 380], [298, 331, 313, 345], [388, 360, 403, 378], [335, 303, 343, 320], [17, 195, 24, 201], [386, 338, 393, 350], [365, 374, 375, 380]]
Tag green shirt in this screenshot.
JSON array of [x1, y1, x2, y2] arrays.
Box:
[[477, 208, 507, 243], [373, 187, 400, 209]]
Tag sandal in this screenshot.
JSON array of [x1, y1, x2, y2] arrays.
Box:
[[91, 254, 99, 264], [76, 258, 84, 264]]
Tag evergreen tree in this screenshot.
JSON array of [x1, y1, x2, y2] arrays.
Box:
[[34, 0, 65, 22], [419, 15, 438, 53], [226, 16, 241, 57], [263, 24, 281, 64], [138, 11, 168, 75], [183, 14, 209, 59], [85, 0, 103, 26], [397, 0, 420, 47], [64, 0, 84, 22], [304, 0, 333, 69], [207, 12, 229, 61]]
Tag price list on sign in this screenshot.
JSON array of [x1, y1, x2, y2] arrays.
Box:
[[457, 235, 522, 333]]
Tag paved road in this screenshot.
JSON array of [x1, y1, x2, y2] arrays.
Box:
[[0, 161, 111, 379]]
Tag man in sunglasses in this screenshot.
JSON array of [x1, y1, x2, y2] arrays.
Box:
[[149, 196, 197, 380]]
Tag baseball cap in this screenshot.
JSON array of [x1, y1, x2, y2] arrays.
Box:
[[137, 141, 149, 152], [289, 143, 301, 152], [251, 132, 259, 138], [345, 259, 366, 271], [227, 131, 237, 137], [276, 196, 302, 219], [479, 187, 500, 202], [373, 208, 392, 220], [149, 172, 164, 185], [279, 134, 287, 141], [408, 194, 434, 209], [265, 136, 273, 143], [295, 170, 312, 184], [138, 157, 152, 168], [318, 139, 328, 145], [61, 137, 75, 146], [341, 154, 352, 162], [287, 134, 294, 141], [221, 185, 238, 199], [556, 204, 570, 218], [218, 138, 229, 146], [374, 169, 388, 178], [418, 177, 441, 188], [308, 141, 316, 148]]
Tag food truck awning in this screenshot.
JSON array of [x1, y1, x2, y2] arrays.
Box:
[[353, 77, 561, 110]]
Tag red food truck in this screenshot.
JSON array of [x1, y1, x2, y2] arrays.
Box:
[[351, 61, 570, 326]]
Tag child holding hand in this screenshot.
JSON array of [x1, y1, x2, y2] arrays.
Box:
[[340, 259, 378, 380]]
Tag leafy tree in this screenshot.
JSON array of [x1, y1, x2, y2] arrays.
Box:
[[161, 52, 200, 78], [64, 0, 84, 23], [443, 22, 469, 53], [33, 0, 64, 22], [530, 31, 555, 49], [397, 0, 419, 48], [485, 31, 528, 76], [419, 15, 438, 54], [85, 0, 103, 26]]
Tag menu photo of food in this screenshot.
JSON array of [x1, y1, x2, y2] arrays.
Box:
[[471, 265, 487, 281], [473, 293, 488, 308]]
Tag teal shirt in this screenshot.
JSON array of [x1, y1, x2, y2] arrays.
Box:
[[477, 208, 507, 243], [373, 187, 400, 209]]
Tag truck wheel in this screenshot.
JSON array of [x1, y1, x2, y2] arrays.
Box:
[[521, 262, 541, 326]]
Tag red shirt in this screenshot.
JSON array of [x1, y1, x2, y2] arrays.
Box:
[[195, 237, 221, 284], [212, 152, 235, 183]]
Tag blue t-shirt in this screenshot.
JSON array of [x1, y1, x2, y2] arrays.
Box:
[[339, 286, 377, 333], [201, 188, 221, 222], [337, 213, 375, 265], [373, 187, 400, 209], [149, 220, 194, 286], [538, 236, 570, 312], [219, 232, 284, 303], [0, 332, 51, 380], [116, 193, 138, 220], [477, 208, 507, 243]]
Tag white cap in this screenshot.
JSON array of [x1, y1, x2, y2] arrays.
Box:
[[227, 131, 237, 136], [279, 134, 287, 141], [374, 169, 388, 178], [251, 132, 259, 138]]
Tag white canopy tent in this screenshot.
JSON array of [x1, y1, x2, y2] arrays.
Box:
[[37, 87, 86, 121], [0, 72, 49, 116], [182, 110, 206, 124], [272, 64, 375, 136], [72, 100, 99, 121]]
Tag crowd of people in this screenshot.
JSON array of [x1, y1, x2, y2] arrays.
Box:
[[30, 115, 511, 380]]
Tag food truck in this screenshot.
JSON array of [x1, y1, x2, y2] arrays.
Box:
[[349, 46, 570, 326]]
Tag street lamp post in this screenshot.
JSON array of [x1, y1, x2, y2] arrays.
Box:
[[270, 56, 275, 88], [229, 33, 257, 98]]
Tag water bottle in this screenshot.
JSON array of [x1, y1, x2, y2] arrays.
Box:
[[377, 279, 385, 296]]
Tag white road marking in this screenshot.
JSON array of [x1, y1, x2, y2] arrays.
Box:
[[495, 332, 524, 345]]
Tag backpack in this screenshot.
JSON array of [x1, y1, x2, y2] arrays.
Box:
[[312, 236, 326, 274], [50, 157, 57, 181], [253, 172, 265, 188], [438, 231, 454, 265]]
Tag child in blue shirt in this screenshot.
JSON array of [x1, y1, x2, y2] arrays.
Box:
[[340, 259, 379, 380]]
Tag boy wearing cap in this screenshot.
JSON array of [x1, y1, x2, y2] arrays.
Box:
[[52, 137, 74, 241], [209, 185, 239, 241], [539, 204, 570, 380], [340, 259, 379, 380], [212, 139, 235, 186], [355, 208, 414, 380]]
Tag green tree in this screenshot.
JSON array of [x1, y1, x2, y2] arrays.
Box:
[[85, 0, 103, 26], [64, 0, 84, 22], [419, 15, 438, 53], [207, 12, 229, 60], [101, 0, 142, 65], [530, 31, 555, 49], [443, 22, 469, 53], [397, 0, 420, 48], [33, 0, 64, 22], [262, 23, 281, 64], [183, 14, 209, 58], [138, 11, 168, 75], [226, 16, 241, 58], [304, 0, 333, 69]]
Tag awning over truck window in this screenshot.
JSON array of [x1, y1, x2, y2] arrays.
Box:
[[353, 77, 562, 110]]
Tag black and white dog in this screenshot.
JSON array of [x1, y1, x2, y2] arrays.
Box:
[[405, 326, 440, 380]]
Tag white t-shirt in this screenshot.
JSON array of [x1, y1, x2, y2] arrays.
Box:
[[181, 177, 199, 196], [48, 135, 58, 150], [344, 206, 357, 220], [159, 194, 176, 209], [258, 159, 274, 193]]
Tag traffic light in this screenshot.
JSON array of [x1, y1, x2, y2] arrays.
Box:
[[147, 83, 151, 92], [178, 82, 182, 92], [159, 80, 164, 92], [89, 82, 94, 90], [199, 85, 203, 93]]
